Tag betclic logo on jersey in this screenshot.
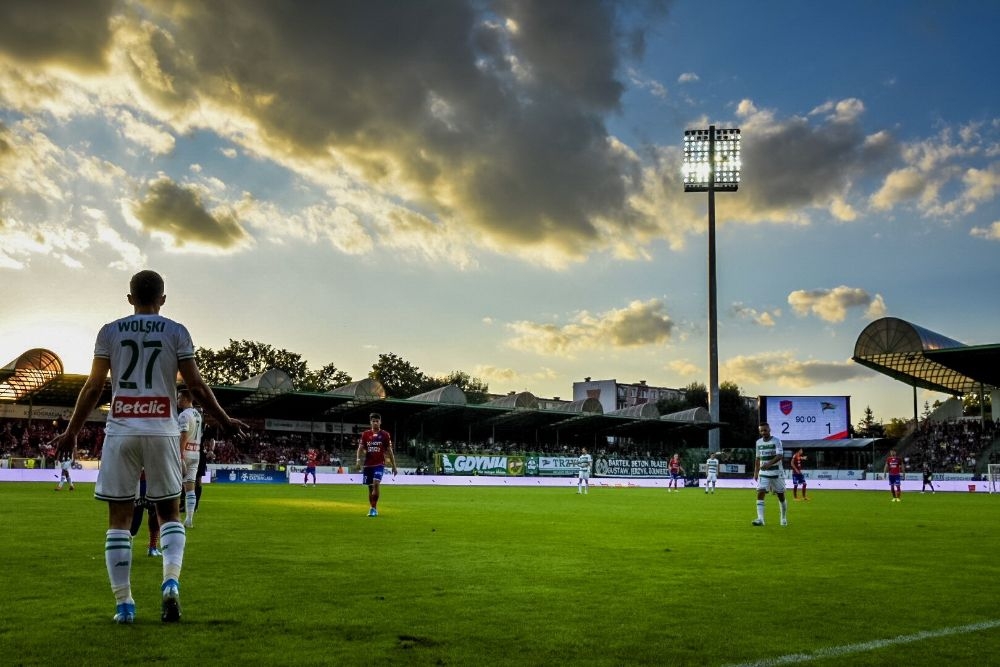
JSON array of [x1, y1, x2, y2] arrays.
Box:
[[112, 396, 170, 418]]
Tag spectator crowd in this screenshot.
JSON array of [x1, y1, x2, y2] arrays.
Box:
[[906, 417, 999, 473]]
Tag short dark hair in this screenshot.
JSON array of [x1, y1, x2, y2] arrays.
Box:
[[130, 270, 164, 306], [369, 413, 381, 420]]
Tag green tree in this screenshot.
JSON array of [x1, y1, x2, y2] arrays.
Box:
[[718, 381, 758, 448], [299, 363, 353, 392], [195, 339, 350, 390], [962, 392, 991, 417], [434, 370, 491, 404], [856, 406, 884, 437], [883, 417, 912, 439], [195, 339, 307, 385], [369, 352, 434, 398], [683, 382, 708, 409]]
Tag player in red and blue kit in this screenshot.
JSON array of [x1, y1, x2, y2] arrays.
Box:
[[884, 449, 905, 502], [667, 453, 684, 492], [355, 413, 397, 517], [303, 448, 318, 487]]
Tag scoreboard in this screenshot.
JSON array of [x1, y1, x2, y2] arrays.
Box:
[[758, 395, 850, 441]]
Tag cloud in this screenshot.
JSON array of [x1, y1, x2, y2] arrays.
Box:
[[722, 351, 870, 389], [507, 298, 674, 356], [627, 67, 667, 98], [787, 286, 886, 323], [667, 358, 699, 376], [0, 0, 117, 72], [730, 302, 780, 327], [126, 176, 251, 252], [727, 98, 899, 224], [2, 1, 997, 271], [870, 124, 1000, 217], [117, 109, 175, 155], [970, 221, 1000, 240]]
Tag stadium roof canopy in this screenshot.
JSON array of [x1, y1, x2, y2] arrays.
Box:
[[0, 351, 722, 448], [852, 317, 1000, 395]]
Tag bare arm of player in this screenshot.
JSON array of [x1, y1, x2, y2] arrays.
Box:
[[178, 358, 247, 436], [386, 442, 397, 475], [49, 357, 110, 458], [753, 457, 761, 481], [355, 440, 364, 468]]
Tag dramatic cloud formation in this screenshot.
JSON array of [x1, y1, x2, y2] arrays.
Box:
[[0, 0, 997, 273], [507, 299, 674, 356], [0, 0, 116, 72], [787, 286, 886, 323], [127, 177, 251, 252], [722, 351, 870, 389]]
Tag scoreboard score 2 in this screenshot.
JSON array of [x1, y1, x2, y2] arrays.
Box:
[[758, 396, 850, 441]]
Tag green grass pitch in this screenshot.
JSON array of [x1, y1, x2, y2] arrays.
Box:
[[2, 482, 998, 665]]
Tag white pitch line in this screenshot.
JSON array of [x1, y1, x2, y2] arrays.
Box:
[[726, 619, 1000, 667]]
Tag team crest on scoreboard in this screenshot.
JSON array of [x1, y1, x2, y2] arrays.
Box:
[[780, 400, 793, 415]]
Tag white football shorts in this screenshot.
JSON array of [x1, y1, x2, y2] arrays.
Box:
[[756, 474, 786, 495], [95, 434, 183, 503], [182, 451, 200, 483]]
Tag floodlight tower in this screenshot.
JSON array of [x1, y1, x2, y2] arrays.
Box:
[[682, 126, 741, 451]]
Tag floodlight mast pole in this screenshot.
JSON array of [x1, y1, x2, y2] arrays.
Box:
[[684, 124, 740, 453], [707, 126, 720, 453]]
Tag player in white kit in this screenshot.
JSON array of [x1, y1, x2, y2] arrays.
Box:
[[177, 390, 203, 527], [50, 270, 246, 625], [704, 451, 722, 494], [577, 448, 592, 494], [752, 423, 788, 526]]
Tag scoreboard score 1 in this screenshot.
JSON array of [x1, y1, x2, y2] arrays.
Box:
[[758, 396, 850, 441]]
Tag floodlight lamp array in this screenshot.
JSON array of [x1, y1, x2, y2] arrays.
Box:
[[682, 127, 741, 192]]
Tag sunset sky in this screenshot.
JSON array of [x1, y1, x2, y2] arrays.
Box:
[[1, 0, 998, 423]]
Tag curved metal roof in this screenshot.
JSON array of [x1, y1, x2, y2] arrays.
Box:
[[0, 348, 70, 402], [853, 317, 1000, 394]]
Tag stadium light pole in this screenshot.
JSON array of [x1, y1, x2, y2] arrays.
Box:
[[683, 126, 741, 452]]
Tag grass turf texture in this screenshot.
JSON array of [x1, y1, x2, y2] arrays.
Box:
[[2, 483, 998, 666]]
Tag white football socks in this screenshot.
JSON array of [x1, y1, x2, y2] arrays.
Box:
[[105, 529, 133, 604], [158, 521, 186, 584]]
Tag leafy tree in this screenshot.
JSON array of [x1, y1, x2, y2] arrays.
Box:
[[883, 417, 912, 439], [195, 339, 349, 391], [718, 381, 758, 448], [299, 363, 353, 392], [683, 382, 708, 409], [856, 406, 884, 438], [962, 392, 991, 417], [655, 380, 756, 448], [369, 353, 434, 398], [435, 370, 491, 404]]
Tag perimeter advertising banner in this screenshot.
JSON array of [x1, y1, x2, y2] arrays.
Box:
[[213, 468, 288, 484], [593, 457, 671, 478], [437, 454, 526, 476], [535, 455, 582, 476], [437, 454, 673, 478]]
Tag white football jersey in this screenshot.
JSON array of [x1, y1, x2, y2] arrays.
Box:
[[178, 407, 203, 452], [706, 456, 720, 475], [755, 437, 784, 478], [578, 453, 593, 472], [95, 314, 194, 436]]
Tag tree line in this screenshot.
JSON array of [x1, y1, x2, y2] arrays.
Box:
[[195, 340, 490, 403]]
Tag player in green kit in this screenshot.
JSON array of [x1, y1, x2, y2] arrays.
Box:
[[752, 423, 788, 526]]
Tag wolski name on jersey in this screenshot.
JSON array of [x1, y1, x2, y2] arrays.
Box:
[[117, 319, 165, 333], [113, 396, 169, 417]]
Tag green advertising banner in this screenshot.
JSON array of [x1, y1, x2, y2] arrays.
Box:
[[437, 454, 526, 476]]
